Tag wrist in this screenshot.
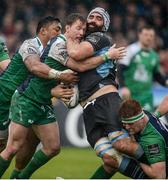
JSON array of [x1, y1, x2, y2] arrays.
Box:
[[154, 111, 161, 118], [101, 52, 110, 61], [48, 69, 61, 79]]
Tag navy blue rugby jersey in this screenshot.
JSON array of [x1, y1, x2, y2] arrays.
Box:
[[78, 32, 118, 101]]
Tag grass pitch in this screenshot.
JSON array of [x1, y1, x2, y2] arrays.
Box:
[[3, 147, 127, 179]]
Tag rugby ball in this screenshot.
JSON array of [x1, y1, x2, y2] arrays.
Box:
[[64, 84, 79, 108]]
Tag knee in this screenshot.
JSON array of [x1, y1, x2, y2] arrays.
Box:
[[6, 141, 24, 155], [44, 143, 61, 157]]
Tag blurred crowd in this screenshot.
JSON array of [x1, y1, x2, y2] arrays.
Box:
[[0, 0, 168, 74]]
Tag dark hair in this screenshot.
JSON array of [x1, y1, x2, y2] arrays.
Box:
[[138, 25, 155, 33], [119, 99, 142, 119], [36, 16, 61, 34], [65, 13, 86, 26]]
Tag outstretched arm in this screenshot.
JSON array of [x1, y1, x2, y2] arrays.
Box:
[[24, 55, 79, 84], [66, 45, 126, 72], [155, 95, 168, 118]]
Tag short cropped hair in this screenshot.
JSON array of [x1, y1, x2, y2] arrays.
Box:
[[138, 25, 155, 33], [65, 13, 86, 26], [119, 99, 142, 119], [36, 16, 61, 34]]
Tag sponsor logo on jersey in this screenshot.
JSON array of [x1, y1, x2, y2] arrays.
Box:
[[148, 144, 160, 156]]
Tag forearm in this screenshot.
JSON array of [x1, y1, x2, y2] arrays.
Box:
[[140, 163, 165, 178], [155, 96, 168, 117], [66, 55, 106, 72], [29, 63, 52, 78]]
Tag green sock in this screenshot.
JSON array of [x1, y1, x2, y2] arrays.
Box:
[[90, 165, 116, 179], [10, 169, 21, 179], [18, 149, 51, 179], [0, 156, 11, 178]]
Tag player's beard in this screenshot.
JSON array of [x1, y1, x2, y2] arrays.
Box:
[[87, 22, 103, 33]]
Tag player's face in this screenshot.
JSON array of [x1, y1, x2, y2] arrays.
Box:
[[87, 12, 104, 32], [139, 29, 155, 48], [66, 19, 86, 42], [123, 120, 142, 135], [45, 22, 62, 39]]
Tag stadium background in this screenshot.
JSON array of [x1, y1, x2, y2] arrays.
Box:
[[0, 0, 168, 179]]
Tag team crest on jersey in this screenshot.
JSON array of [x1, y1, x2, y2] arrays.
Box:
[[28, 47, 37, 54], [147, 144, 160, 156]]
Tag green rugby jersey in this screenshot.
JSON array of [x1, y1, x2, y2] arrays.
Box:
[[137, 111, 168, 165], [0, 39, 10, 61], [20, 34, 68, 104], [119, 42, 160, 110], [0, 37, 43, 99]]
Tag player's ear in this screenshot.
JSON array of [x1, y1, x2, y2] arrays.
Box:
[[65, 25, 70, 33]]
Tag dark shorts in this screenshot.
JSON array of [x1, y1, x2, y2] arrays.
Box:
[[83, 92, 122, 147]]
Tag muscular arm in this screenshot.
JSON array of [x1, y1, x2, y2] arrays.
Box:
[[67, 40, 94, 61], [66, 55, 104, 72], [24, 55, 78, 83], [66, 45, 126, 72], [155, 95, 168, 117], [24, 55, 51, 79], [140, 161, 166, 179]]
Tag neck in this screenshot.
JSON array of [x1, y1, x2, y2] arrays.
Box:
[[37, 34, 48, 48], [140, 42, 150, 50]]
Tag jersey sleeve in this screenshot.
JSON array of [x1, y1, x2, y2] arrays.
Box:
[[85, 32, 112, 52], [0, 41, 10, 61], [48, 40, 69, 66], [141, 138, 166, 164], [19, 39, 41, 61]]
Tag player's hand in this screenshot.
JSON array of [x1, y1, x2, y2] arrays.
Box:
[[59, 69, 79, 84], [51, 84, 74, 100], [120, 87, 131, 100], [108, 44, 126, 60]]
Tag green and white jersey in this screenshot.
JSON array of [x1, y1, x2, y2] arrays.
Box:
[[0, 39, 10, 62], [20, 34, 68, 105], [119, 42, 160, 111], [137, 111, 168, 166], [0, 37, 43, 100]]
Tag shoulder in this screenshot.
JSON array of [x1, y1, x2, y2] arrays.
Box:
[[86, 32, 111, 42], [85, 32, 112, 51], [19, 37, 39, 52]]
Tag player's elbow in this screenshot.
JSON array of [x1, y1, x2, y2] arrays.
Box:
[[29, 65, 39, 75], [68, 50, 80, 60]]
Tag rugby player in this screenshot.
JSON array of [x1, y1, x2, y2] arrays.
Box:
[[0, 13, 123, 178], [118, 99, 168, 178], [0, 16, 77, 178], [64, 7, 149, 179]]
